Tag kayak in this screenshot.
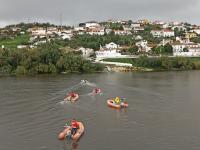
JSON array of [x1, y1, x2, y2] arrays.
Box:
[[107, 99, 128, 109], [92, 88, 102, 95], [64, 94, 79, 102], [58, 122, 85, 141]]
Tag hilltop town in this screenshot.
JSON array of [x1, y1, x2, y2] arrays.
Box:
[[1, 19, 200, 74], [1, 19, 200, 57]]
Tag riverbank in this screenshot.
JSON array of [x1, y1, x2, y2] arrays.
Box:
[[103, 56, 200, 72]]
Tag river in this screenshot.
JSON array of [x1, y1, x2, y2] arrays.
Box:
[[1, 71, 200, 150]]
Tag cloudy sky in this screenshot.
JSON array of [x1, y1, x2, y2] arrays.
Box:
[[0, 0, 200, 27]]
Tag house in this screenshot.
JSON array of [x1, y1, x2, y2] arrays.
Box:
[[185, 32, 197, 39], [172, 42, 200, 56], [95, 49, 122, 58], [151, 30, 163, 37], [135, 35, 143, 40], [136, 40, 148, 48], [29, 27, 46, 36], [78, 47, 94, 58], [85, 22, 101, 28], [133, 27, 144, 33], [175, 37, 190, 44], [47, 27, 58, 35], [171, 25, 186, 31], [17, 45, 27, 49], [105, 28, 112, 34], [162, 23, 171, 29], [153, 20, 165, 25], [151, 29, 174, 37], [160, 39, 173, 46], [136, 40, 151, 52], [11, 27, 21, 32], [192, 28, 200, 35], [163, 29, 174, 37], [113, 30, 126, 35], [131, 22, 141, 28], [61, 34, 72, 40], [123, 25, 132, 32], [87, 28, 105, 35], [137, 19, 149, 25], [105, 42, 119, 49], [74, 26, 85, 32]]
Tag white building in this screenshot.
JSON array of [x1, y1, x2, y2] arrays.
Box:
[[105, 42, 119, 49], [151, 29, 174, 37], [114, 30, 126, 35], [162, 23, 170, 29], [135, 35, 143, 40], [78, 47, 94, 58], [151, 30, 163, 37], [29, 28, 46, 36], [192, 28, 200, 35], [85, 22, 100, 28], [74, 27, 85, 32], [87, 28, 105, 35], [61, 34, 72, 40], [105, 29, 112, 34], [136, 40, 148, 48], [136, 40, 151, 52], [131, 22, 141, 28], [95, 49, 122, 58], [133, 27, 144, 32], [163, 29, 174, 37], [172, 42, 200, 56], [172, 25, 186, 31], [17, 45, 27, 49]]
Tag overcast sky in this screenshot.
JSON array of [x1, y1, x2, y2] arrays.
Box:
[[0, 0, 200, 27]]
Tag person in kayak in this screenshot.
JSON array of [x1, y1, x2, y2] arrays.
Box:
[[70, 92, 76, 98], [71, 119, 79, 135], [114, 97, 121, 104], [94, 88, 100, 94]]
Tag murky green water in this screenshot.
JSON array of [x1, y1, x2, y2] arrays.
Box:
[[1, 71, 200, 150]]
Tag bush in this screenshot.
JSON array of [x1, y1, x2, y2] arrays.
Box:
[[15, 66, 27, 74]]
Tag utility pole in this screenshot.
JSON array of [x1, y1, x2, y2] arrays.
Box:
[[60, 13, 63, 31]]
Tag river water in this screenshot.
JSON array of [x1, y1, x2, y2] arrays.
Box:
[[1, 71, 200, 150]]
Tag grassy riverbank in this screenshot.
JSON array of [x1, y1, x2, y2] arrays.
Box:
[[103, 56, 200, 71]]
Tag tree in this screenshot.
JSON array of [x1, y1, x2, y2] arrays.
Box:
[[183, 47, 189, 52], [128, 46, 138, 54], [163, 43, 173, 54]]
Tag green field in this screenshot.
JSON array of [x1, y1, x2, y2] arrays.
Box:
[[0, 34, 30, 49]]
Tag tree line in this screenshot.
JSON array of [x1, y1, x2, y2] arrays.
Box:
[[0, 43, 104, 75]]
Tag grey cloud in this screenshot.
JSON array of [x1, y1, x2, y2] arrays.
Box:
[[0, 0, 200, 26]]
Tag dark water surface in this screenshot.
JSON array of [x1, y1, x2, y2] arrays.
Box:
[[1, 71, 200, 150]]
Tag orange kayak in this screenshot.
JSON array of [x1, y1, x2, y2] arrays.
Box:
[[58, 122, 84, 141], [64, 94, 79, 102], [107, 99, 128, 109]]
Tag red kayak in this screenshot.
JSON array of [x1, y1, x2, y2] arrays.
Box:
[[64, 93, 79, 102], [58, 122, 85, 141], [107, 99, 128, 109]]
